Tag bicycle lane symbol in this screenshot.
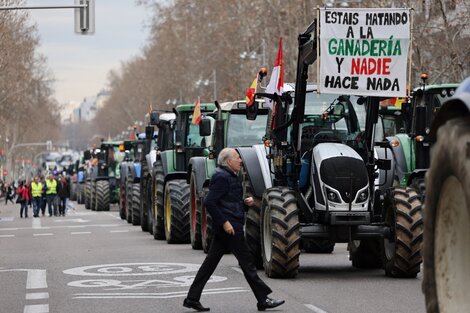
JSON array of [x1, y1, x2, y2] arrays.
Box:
[[63, 262, 248, 299]]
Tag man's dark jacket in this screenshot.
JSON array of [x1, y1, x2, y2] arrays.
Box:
[[204, 166, 245, 235]]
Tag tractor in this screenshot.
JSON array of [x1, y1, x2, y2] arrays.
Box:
[[187, 100, 269, 252], [422, 76, 469, 313], [241, 19, 423, 279], [151, 102, 216, 243], [386, 76, 458, 195], [87, 141, 124, 211]]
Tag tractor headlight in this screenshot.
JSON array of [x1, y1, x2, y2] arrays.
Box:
[[325, 187, 341, 203], [357, 189, 368, 202]]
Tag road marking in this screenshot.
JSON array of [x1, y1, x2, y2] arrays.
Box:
[[110, 230, 129, 233], [0, 227, 19, 231], [27, 270, 48, 289], [32, 219, 41, 229], [0, 217, 14, 222], [26, 292, 49, 300], [305, 304, 329, 313], [23, 304, 49, 313], [71, 231, 91, 235], [33, 233, 53, 237], [0, 234, 14, 238], [55, 218, 89, 223], [231, 267, 243, 274], [73, 287, 248, 299], [104, 212, 121, 220]]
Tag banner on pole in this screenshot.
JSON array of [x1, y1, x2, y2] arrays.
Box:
[[319, 8, 411, 97]]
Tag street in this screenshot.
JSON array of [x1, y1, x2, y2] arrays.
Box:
[[1, 201, 426, 313]]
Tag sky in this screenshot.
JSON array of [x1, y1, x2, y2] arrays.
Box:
[[26, 0, 151, 106]]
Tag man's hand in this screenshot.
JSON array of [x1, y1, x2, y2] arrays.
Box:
[[244, 196, 254, 207], [223, 221, 235, 235]]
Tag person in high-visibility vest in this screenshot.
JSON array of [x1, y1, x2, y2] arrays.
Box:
[[45, 174, 58, 217], [31, 176, 43, 218]]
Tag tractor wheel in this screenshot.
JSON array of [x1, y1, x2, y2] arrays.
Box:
[[190, 172, 202, 250], [145, 174, 154, 234], [382, 187, 423, 278], [90, 182, 96, 211], [303, 239, 335, 254], [95, 180, 110, 211], [140, 165, 149, 232], [132, 183, 141, 226], [423, 116, 470, 313], [70, 182, 77, 201], [84, 181, 90, 210], [349, 239, 382, 268], [201, 187, 212, 253], [164, 180, 190, 244], [152, 161, 165, 240], [261, 187, 300, 278], [78, 183, 84, 204], [125, 180, 133, 224], [119, 182, 126, 220]]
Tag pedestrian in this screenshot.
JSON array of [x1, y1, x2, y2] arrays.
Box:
[[5, 183, 15, 204], [31, 176, 43, 218], [183, 148, 284, 312], [17, 180, 30, 218], [45, 174, 58, 216], [40, 176, 47, 216], [57, 175, 70, 216]]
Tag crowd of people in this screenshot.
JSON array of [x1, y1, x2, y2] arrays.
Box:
[[0, 174, 71, 218]]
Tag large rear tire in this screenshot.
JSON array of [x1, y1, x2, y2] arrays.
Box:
[[261, 187, 300, 278], [190, 172, 202, 250], [84, 181, 91, 210], [125, 180, 133, 224], [90, 182, 96, 211], [423, 116, 470, 313], [152, 161, 165, 240], [383, 187, 423, 278], [78, 183, 84, 204], [164, 180, 190, 244], [201, 187, 212, 253], [132, 183, 141, 226], [140, 165, 150, 232], [95, 180, 110, 211]]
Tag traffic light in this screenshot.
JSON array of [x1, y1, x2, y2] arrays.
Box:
[[74, 0, 95, 35]]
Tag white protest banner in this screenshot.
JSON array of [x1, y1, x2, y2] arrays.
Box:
[[319, 8, 411, 97]]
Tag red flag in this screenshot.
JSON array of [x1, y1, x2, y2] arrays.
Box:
[[265, 38, 284, 109], [192, 97, 202, 125], [244, 75, 258, 107]]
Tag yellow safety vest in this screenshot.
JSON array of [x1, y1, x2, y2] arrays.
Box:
[[46, 179, 57, 195], [31, 182, 43, 197]]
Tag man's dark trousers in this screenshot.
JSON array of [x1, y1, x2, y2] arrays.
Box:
[[187, 232, 271, 302]]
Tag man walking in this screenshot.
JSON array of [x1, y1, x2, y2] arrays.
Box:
[[183, 148, 284, 312], [31, 176, 43, 218], [45, 174, 58, 216]]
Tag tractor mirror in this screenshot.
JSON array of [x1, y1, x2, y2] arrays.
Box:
[[150, 111, 159, 125], [145, 126, 154, 139], [376, 158, 391, 170], [124, 141, 132, 151], [246, 101, 258, 120], [199, 118, 211, 137], [84, 150, 91, 160]]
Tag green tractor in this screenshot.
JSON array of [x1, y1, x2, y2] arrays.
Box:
[[187, 100, 269, 252], [386, 76, 459, 194], [151, 103, 216, 243], [88, 141, 124, 211]]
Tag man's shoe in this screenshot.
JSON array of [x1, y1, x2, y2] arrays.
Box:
[[257, 297, 285, 311], [183, 298, 210, 312]]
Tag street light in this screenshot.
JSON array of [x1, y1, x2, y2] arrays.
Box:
[[239, 38, 266, 67]]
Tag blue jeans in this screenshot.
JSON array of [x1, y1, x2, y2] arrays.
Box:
[[20, 201, 28, 218], [46, 194, 58, 216], [32, 197, 42, 217]]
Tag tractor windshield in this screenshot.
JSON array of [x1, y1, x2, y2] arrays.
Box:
[[226, 113, 268, 147]]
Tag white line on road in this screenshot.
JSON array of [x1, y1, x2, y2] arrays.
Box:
[[33, 233, 53, 237], [231, 267, 243, 274], [305, 304, 330, 313], [0, 227, 19, 231], [23, 304, 49, 313], [27, 270, 48, 289], [0, 234, 14, 238], [109, 230, 129, 233], [104, 212, 122, 220], [71, 232, 91, 235], [0, 217, 14, 221], [26, 292, 49, 300]]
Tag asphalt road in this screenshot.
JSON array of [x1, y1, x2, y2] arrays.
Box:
[[0, 200, 426, 313]]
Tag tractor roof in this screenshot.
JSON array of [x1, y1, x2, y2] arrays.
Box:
[[176, 102, 216, 112]]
